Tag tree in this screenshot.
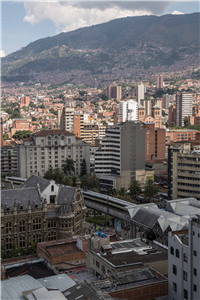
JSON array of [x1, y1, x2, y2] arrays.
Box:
[[62, 158, 75, 175], [184, 117, 191, 127], [171, 122, 175, 128], [144, 179, 159, 203], [3, 134, 8, 141], [49, 108, 58, 116], [80, 159, 87, 177], [62, 176, 73, 186], [32, 116, 37, 121], [129, 180, 142, 200], [80, 174, 100, 191], [79, 90, 87, 96], [53, 168, 64, 184], [44, 167, 54, 180], [101, 121, 108, 126], [117, 187, 126, 198], [162, 110, 166, 116], [13, 130, 32, 140]]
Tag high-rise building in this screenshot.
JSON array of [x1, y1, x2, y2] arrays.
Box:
[[1, 118, 3, 147], [62, 101, 75, 133], [136, 83, 145, 105], [156, 75, 164, 89], [140, 99, 152, 116], [162, 94, 170, 109], [1, 145, 18, 176], [20, 95, 30, 108], [143, 123, 165, 162], [111, 85, 122, 100], [105, 85, 122, 100], [168, 105, 176, 126], [168, 216, 200, 300], [119, 100, 138, 123], [81, 124, 106, 146], [168, 143, 200, 200], [17, 130, 90, 178], [176, 93, 193, 127], [95, 121, 146, 189]]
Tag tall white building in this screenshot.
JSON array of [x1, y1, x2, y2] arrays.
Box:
[[119, 100, 138, 123], [176, 93, 193, 127], [168, 215, 200, 300], [94, 122, 146, 189], [136, 83, 145, 105]]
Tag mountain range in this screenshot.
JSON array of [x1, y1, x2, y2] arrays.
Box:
[[2, 12, 200, 82]]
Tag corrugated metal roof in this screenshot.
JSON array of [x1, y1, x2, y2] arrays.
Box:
[[132, 207, 160, 229], [37, 274, 76, 292]]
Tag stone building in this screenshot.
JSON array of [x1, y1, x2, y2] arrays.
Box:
[[1, 175, 86, 255]]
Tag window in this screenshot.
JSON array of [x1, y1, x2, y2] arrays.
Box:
[[6, 222, 12, 234], [48, 231, 57, 241], [173, 282, 177, 292], [194, 268, 197, 276], [194, 250, 197, 257], [19, 220, 25, 232], [183, 271, 187, 281], [176, 249, 180, 258], [51, 185, 54, 192], [33, 218, 41, 230], [183, 289, 188, 300], [33, 233, 42, 243], [194, 284, 197, 292], [96, 261, 100, 268], [48, 220, 56, 228], [170, 246, 174, 255], [173, 265, 177, 275], [183, 253, 188, 263], [6, 237, 12, 250], [68, 139, 71, 144], [193, 231, 195, 236], [19, 235, 26, 248]]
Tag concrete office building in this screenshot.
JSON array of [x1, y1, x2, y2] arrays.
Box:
[[136, 83, 145, 105], [176, 93, 193, 127], [95, 121, 146, 189], [168, 143, 200, 200], [168, 216, 200, 300], [17, 130, 90, 178], [119, 100, 138, 123]]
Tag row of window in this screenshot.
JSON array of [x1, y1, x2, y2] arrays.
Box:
[[173, 283, 197, 298]]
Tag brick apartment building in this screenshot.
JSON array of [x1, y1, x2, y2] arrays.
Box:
[[143, 123, 166, 162]]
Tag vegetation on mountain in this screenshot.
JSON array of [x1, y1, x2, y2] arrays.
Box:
[[2, 13, 199, 78]]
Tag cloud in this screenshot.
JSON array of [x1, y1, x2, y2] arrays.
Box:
[[171, 10, 184, 15], [0, 50, 6, 57], [23, 1, 171, 33]]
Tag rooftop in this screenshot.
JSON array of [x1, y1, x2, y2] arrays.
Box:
[[94, 267, 167, 293]]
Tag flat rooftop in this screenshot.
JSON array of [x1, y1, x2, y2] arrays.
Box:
[[101, 248, 167, 267], [94, 267, 167, 293]]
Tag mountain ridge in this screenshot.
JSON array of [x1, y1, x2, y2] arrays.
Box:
[[2, 12, 200, 82]]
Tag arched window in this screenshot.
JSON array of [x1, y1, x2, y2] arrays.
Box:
[[51, 185, 54, 192], [170, 246, 174, 255], [176, 249, 180, 258]]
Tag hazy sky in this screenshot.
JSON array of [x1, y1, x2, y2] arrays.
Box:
[[1, 1, 200, 56]]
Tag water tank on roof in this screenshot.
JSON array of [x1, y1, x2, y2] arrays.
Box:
[[101, 233, 106, 238], [97, 231, 102, 236]]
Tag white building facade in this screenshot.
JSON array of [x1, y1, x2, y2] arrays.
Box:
[[18, 130, 90, 178], [176, 93, 193, 127], [119, 100, 138, 123], [136, 83, 145, 105], [168, 216, 200, 300]]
